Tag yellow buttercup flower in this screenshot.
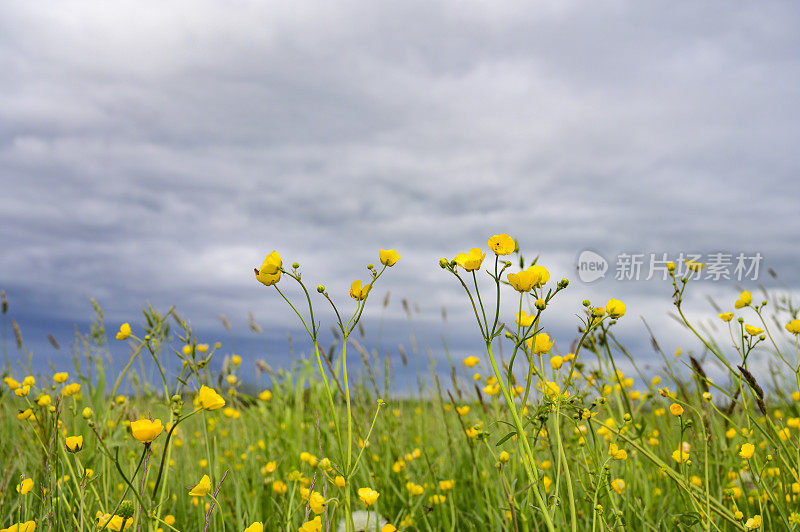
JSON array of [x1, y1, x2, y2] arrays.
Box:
[[357, 487, 380, 506], [527, 332, 554, 355], [189, 474, 211, 497], [272, 480, 288, 494], [735, 290, 752, 309], [65, 435, 83, 453], [95, 512, 133, 531], [4, 376, 20, 390], [243, 523, 263, 532], [308, 491, 325, 514], [744, 324, 763, 336], [744, 515, 762, 530], [685, 259, 705, 272], [349, 280, 372, 300], [454, 248, 485, 271], [63, 383, 81, 397], [0, 521, 36, 532], [611, 478, 625, 494], [379, 249, 401, 267], [16, 478, 34, 495], [299, 516, 322, 532], [487, 234, 515, 255], [606, 298, 626, 319], [739, 442, 755, 459], [528, 265, 550, 287], [130, 419, 163, 443], [198, 385, 226, 410], [669, 403, 684, 417], [507, 270, 536, 292], [786, 319, 800, 335], [381, 525, 397, 532], [116, 323, 132, 341], [53, 372, 68, 383], [463, 356, 480, 368], [258, 389, 272, 401], [719, 312, 734, 322], [255, 250, 282, 286], [516, 310, 535, 327], [608, 443, 627, 460]]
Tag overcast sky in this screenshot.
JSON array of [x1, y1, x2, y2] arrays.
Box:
[[1, 1, 799, 388]]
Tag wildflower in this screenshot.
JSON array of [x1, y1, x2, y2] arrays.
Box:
[[786, 319, 800, 335], [349, 280, 372, 301], [244, 524, 263, 532], [95, 512, 133, 531], [379, 249, 401, 267], [4, 377, 20, 390], [65, 435, 83, 453], [739, 442, 755, 459], [381, 525, 397, 532], [439, 479, 455, 491], [116, 323, 132, 341], [454, 248, 485, 271], [357, 487, 379, 506], [456, 405, 470, 416], [550, 356, 563, 370], [482, 383, 500, 396], [702, 392, 712, 401], [528, 265, 550, 286], [63, 383, 81, 396], [255, 390, 273, 403], [744, 515, 762, 530], [528, 332, 554, 355], [53, 372, 68, 383], [488, 234, 515, 255], [719, 312, 734, 322], [610, 478, 625, 494], [606, 298, 626, 319], [189, 475, 211, 497], [406, 482, 424, 495], [0, 522, 36, 532], [16, 478, 34, 495], [516, 310, 535, 327], [608, 443, 627, 460], [130, 419, 163, 443], [672, 443, 690, 464], [272, 480, 288, 494], [309, 491, 325, 514], [298, 516, 322, 532], [745, 324, 763, 336], [685, 259, 705, 272], [255, 250, 282, 286], [507, 270, 536, 292], [17, 408, 32, 420], [198, 385, 226, 410], [334, 476, 345, 488], [669, 403, 684, 417], [36, 395, 51, 407], [197, 343, 209, 353], [463, 356, 480, 368], [429, 494, 447, 504], [15, 385, 30, 397], [735, 291, 752, 309]]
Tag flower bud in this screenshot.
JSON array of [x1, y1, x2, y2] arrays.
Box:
[[535, 299, 546, 310], [558, 278, 569, 288], [438, 258, 448, 268], [317, 285, 326, 293], [582, 300, 591, 307], [292, 262, 300, 269]]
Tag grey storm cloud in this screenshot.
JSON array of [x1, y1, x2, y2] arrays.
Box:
[[1, 0, 799, 382]]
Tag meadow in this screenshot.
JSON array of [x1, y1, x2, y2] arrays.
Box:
[[2, 235, 800, 531]]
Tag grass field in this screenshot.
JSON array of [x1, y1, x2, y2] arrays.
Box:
[[2, 236, 800, 531]]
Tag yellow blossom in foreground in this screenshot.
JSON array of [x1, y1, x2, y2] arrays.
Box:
[[357, 487, 380, 506], [454, 248, 485, 271], [744, 324, 763, 336], [669, 403, 684, 417], [0, 521, 36, 532], [739, 443, 755, 459], [243, 523, 263, 532], [488, 234, 515, 255], [744, 515, 762, 530], [255, 250, 282, 286], [606, 298, 626, 319], [516, 310, 535, 327], [308, 491, 325, 514], [95, 512, 133, 531], [130, 419, 163, 443], [349, 280, 372, 301], [299, 516, 321, 532], [507, 269, 536, 292], [65, 435, 83, 453], [735, 290, 752, 309], [528, 332, 554, 355], [550, 356, 563, 370], [189, 475, 211, 497], [379, 249, 401, 267], [116, 323, 132, 341], [381, 525, 397, 532], [16, 478, 34, 495], [63, 383, 81, 397], [198, 385, 226, 411], [786, 319, 800, 334], [719, 312, 734, 322]]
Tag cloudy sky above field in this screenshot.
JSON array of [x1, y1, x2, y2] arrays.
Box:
[[1, 1, 799, 384]]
